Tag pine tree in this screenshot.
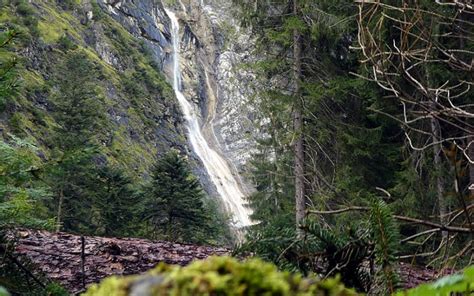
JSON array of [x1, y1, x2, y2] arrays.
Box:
[[0, 136, 52, 229], [0, 29, 18, 110], [0, 30, 51, 229], [143, 150, 212, 243], [50, 50, 105, 151], [94, 166, 141, 237], [47, 50, 106, 232]]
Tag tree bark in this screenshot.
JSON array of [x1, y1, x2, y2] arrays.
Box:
[[469, 135, 474, 198], [431, 113, 448, 242], [426, 22, 447, 242], [293, 0, 305, 238], [56, 188, 64, 232]]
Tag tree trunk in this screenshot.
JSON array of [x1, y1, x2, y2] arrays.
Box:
[[469, 135, 474, 199], [293, 0, 305, 238], [56, 188, 64, 232], [430, 117, 447, 241], [426, 22, 447, 242]]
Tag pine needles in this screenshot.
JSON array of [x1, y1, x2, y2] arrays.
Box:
[[369, 199, 399, 294]]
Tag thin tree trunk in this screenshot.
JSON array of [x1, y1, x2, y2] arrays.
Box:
[[270, 116, 281, 208], [430, 117, 448, 241], [426, 22, 447, 242], [56, 188, 64, 232], [469, 135, 474, 198], [293, 0, 305, 238]]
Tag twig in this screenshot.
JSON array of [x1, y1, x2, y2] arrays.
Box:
[[308, 207, 473, 233], [81, 236, 86, 289]]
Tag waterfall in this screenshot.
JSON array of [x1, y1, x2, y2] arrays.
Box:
[[164, 9, 253, 228]]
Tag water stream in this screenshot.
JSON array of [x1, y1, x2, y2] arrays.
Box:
[[164, 9, 252, 228]]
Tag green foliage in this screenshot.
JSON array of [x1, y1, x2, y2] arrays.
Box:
[[241, 200, 400, 292], [15, 0, 35, 17], [50, 50, 106, 151], [84, 256, 358, 296], [0, 0, 190, 243], [370, 200, 400, 294], [93, 166, 142, 237], [239, 217, 372, 291], [0, 29, 18, 110], [56, 0, 77, 10], [90, 2, 104, 20], [57, 34, 77, 51], [143, 151, 229, 244], [0, 136, 53, 229], [45, 283, 69, 296], [45, 49, 107, 233], [0, 233, 68, 296], [84, 256, 474, 296]]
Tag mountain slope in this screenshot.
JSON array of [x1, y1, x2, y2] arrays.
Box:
[[0, 0, 186, 177]]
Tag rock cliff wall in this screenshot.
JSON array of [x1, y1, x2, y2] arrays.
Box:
[[96, 0, 259, 200], [1, 0, 258, 224], [0, 0, 187, 176]]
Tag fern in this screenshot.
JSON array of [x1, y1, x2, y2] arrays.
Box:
[[369, 199, 400, 294]]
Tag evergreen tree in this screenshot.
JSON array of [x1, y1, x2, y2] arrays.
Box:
[[47, 50, 106, 233], [143, 151, 213, 243], [0, 29, 18, 110], [94, 166, 141, 237], [0, 136, 52, 229], [50, 50, 105, 151], [234, 0, 407, 289]]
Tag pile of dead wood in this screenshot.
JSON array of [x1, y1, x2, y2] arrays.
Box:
[[1, 229, 455, 294], [2, 229, 229, 294]]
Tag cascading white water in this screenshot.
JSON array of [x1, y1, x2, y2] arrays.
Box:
[[164, 9, 253, 228]]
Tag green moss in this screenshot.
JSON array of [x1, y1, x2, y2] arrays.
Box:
[[8, 112, 34, 136], [85, 256, 358, 296], [80, 46, 121, 85], [37, 20, 62, 43], [108, 123, 156, 177], [36, 2, 81, 44], [21, 69, 45, 89], [1, 0, 181, 182], [84, 276, 132, 296], [0, 10, 14, 23]]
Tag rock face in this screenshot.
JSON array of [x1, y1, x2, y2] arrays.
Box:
[[5, 229, 228, 294], [96, 0, 259, 215], [176, 0, 260, 176], [203, 1, 260, 175], [2, 0, 259, 208], [97, 0, 171, 67]]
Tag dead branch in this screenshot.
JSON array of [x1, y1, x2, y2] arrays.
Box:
[[308, 207, 473, 233]]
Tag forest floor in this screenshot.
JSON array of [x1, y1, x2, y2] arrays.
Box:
[[3, 229, 453, 294]]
